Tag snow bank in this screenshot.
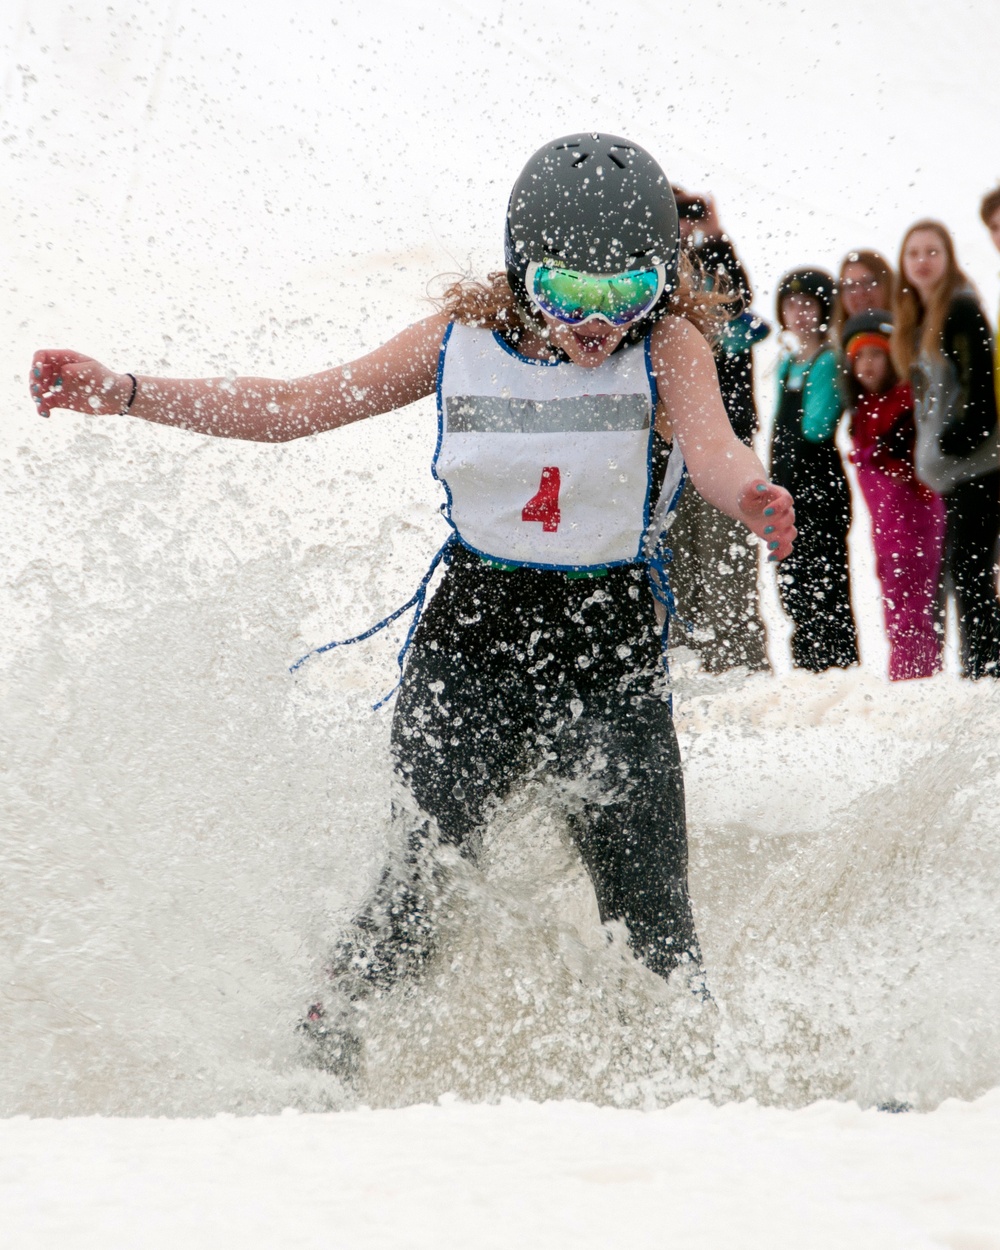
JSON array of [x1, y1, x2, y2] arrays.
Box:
[[4, 1094, 999, 1249]]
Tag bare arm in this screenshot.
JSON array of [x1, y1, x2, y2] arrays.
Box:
[[651, 315, 796, 559], [30, 314, 449, 442]]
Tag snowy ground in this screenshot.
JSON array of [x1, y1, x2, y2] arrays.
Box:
[[4, 0, 1000, 1245], [5, 1095, 1000, 1249]]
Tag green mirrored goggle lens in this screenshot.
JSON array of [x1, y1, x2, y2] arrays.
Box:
[[529, 265, 665, 326]]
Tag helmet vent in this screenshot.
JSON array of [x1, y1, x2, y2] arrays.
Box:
[[607, 146, 635, 170], [554, 140, 591, 169]]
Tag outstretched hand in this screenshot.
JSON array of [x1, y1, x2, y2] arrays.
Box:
[[29, 350, 129, 419], [738, 479, 796, 561]]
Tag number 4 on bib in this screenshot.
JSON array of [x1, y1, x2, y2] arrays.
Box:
[[521, 467, 561, 533]]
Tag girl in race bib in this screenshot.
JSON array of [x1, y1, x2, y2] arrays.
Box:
[[30, 134, 795, 1074]]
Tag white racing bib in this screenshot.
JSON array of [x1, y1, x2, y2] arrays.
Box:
[[435, 323, 684, 570]]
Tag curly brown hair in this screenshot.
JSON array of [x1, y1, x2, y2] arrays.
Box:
[[431, 251, 735, 347]]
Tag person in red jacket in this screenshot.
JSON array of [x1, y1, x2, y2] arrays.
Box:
[[843, 311, 945, 679]]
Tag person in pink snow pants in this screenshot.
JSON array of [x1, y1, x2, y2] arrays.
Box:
[[843, 311, 945, 679]]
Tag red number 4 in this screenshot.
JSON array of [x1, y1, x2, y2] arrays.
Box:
[[521, 466, 561, 533]]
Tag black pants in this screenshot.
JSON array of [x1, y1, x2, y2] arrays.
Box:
[[328, 549, 700, 994], [944, 472, 1000, 678], [776, 511, 859, 672], [771, 380, 859, 672]]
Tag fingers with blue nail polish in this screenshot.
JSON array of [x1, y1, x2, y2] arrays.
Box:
[[764, 525, 774, 534], [764, 507, 775, 517]]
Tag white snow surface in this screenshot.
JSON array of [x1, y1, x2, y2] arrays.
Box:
[[4, 1095, 1000, 1249], [4, 0, 1000, 1244]]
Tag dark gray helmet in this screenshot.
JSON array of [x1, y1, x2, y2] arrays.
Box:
[[504, 133, 680, 313]]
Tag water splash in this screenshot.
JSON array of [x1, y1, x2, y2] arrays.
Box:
[[2, 425, 999, 1116]]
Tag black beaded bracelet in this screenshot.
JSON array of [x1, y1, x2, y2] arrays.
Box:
[[121, 372, 138, 414]]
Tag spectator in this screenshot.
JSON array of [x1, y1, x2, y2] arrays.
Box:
[[893, 220, 1000, 678], [770, 269, 860, 671], [667, 188, 772, 672], [843, 311, 945, 679], [978, 185, 1000, 409], [831, 250, 895, 345]]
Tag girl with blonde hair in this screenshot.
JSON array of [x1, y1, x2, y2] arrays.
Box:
[[892, 219, 1000, 678]]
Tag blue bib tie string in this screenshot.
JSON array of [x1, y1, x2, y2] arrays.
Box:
[[290, 534, 457, 710], [644, 541, 693, 668]]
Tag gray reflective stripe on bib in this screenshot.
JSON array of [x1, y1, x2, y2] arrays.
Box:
[[445, 393, 651, 434]]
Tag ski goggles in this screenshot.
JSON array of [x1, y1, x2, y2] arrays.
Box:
[[526, 261, 667, 328]]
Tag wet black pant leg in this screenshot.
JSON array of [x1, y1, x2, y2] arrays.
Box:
[[329, 629, 528, 995], [559, 694, 701, 982], [391, 641, 528, 848]]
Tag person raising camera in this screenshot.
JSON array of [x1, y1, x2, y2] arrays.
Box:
[[666, 187, 772, 673]]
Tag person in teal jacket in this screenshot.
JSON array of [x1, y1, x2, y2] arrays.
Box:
[[770, 269, 859, 670]]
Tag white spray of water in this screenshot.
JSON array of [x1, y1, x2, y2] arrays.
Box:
[[5, 0, 1000, 1121], [2, 419, 998, 1116]]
